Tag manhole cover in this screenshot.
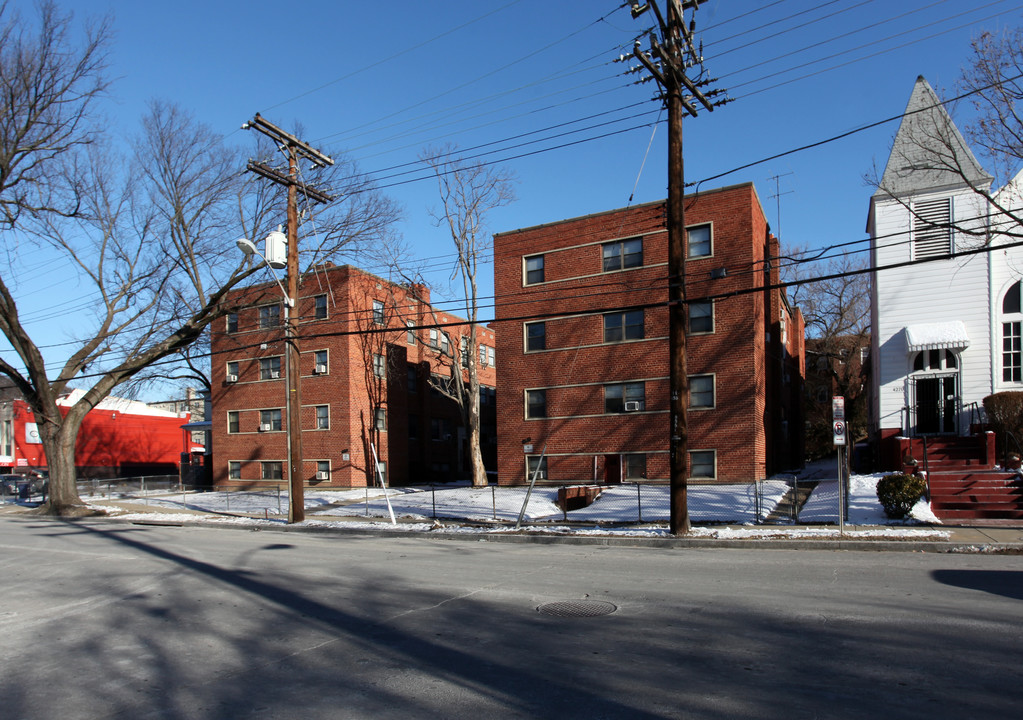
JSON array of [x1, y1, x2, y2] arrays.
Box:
[[536, 600, 617, 618]]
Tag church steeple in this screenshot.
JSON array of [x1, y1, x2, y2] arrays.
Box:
[[874, 76, 992, 198]]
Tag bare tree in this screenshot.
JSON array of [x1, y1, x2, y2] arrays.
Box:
[[0, 5, 398, 514], [784, 247, 871, 457], [420, 147, 514, 487]]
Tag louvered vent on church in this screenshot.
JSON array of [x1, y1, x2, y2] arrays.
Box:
[[912, 198, 952, 259]]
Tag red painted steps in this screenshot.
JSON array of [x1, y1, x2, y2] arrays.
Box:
[[927, 469, 1023, 521]]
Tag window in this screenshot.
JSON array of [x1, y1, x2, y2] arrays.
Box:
[[407, 321, 416, 344], [259, 356, 282, 380], [226, 312, 238, 333], [228, 461, 241, 480], [226, 361, 239, 378], [480, 385, 496, 406], [372, 353, 386, 378], [227, 411, 239, 434], [260, 409, 282, 431], [605, 382, 645, 413], [690, 375, 715, 409], [913, 350, 958, 372], [372, 299, 385, 324], [429, 329, 439, 348], [375, 461, 387, 485], [408, 367, 418, 392], [480, 344, 488, 365], [314, 294, 327, 320], [604, 310, 644, 342], [526, 455, 548, 480], [1003, 282, 1022, 382], [316, 461, 330, 480], [525, 322, 546, 351], [259, 304, 280, 329], [912, 197, 952, 259], [440, 332, 450, 355], [261, 461, 283, 481], [690, 450, 716, 479], [688, 301, 713, 334], [375, 407, 387, 432], [624, 454, 646, 480], [460, 336, 469, 368], [430, 417, 453, 441], [526, 389, 547, 419], [525, 255, 544, 284], [315, 405, 329, 430], [602, 238, 643, 272], [487, 346, 495, 367], [408, 414, 419, 441], [314, 350, 328, 373], [687, 224, 712, 258]]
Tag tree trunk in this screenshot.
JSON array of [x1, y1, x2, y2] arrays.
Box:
[[466, 343, 487, 487], [37, 408, 85, 514]]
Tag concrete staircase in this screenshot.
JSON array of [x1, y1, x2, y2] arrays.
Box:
[[905, 436, 1023, 521]]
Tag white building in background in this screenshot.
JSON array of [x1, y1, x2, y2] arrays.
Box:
[[867, 75, 1023, 466]]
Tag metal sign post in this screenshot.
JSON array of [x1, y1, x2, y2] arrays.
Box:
[[833, 397, 846, 534]]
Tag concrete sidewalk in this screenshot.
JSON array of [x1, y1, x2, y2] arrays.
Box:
[[5, 497, 1022, 553]]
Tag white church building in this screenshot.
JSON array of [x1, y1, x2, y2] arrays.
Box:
[[867, 76, 1023, 468]]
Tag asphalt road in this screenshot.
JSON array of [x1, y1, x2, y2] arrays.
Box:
[[1, 517, 1021, 720]]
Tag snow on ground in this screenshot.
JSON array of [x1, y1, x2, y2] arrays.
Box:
[[57, 468, 952, 540]]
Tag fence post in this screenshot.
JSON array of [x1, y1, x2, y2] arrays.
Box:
[[364, 484, 370, 517], [277, 485, 282, 515], [226, 489, 230, 512], [636, 482, 643, 523], [432, 485, 437, 519], [492, 484, 497, 521], [792, 476, 799, 523], [562, 486, 567, 522]]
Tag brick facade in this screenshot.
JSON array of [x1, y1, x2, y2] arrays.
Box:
[[492, 182, 804, 485], [210, 264, 496, 488]]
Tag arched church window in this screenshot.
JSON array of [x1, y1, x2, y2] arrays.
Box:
[[1003, 281, 1022, 382], [912, 350, 958, 372]]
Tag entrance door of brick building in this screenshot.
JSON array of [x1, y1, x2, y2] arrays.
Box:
[[603, 455, 622, 484]]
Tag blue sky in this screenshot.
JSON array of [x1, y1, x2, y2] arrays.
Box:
[[4, 0, 1023, 389]]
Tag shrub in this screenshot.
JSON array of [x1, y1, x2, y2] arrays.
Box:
[[983, 391, 1023, 458], [876, 473, 928, 519]]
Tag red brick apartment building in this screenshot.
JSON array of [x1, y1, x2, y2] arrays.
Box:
[[210, 263, 496, 489], [492, 182, 804, 485]]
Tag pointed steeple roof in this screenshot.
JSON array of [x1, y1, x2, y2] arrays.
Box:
[[874, 76, 992, 198]]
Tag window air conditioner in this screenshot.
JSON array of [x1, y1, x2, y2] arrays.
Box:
[[314, 364, 327, 374], [315, 471, 329, 480], [270, 371, 280, 379], [533, 470, 546, 480], [624, 401, 641, 412], [225, 374, 238, 383], [259, 423, 272, 432]]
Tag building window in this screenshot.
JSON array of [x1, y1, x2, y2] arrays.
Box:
[[690, 450, 716, 479], [525, 255, 544, 284], [689, 301, 713, 334], [525, 322, 546, 351], [1003, 281, 1022, 382], [226, 312, 238, 333], [259, 304, 280, 329], [373, 353, 386, 378], [227, 411, 239, 434], [315, 405, 329, 430], [408, 366, 418, 392], [602, 238, 643, 272], [526, 389, 547, 419], [316, 461, 330, 480], [487, 346, 495, 367], [228, 461, 241, 480], [624, 454, 646, 480], [314, 350, 328, 374], [314, 294, 327, 320], [260, 356, 282, 380], [687, 224, 712, 258], [604, 310, 644, 342], [912, 350, 958, 372], [605, 382, 645, 413], [440, 332, 450, 356], [372, 299, 385, 324], [407, 321, 416, 344], [460, 336, 469, 368], [226, 360, 239, 378], [689, 374, 715, 409], [429, 328, 439, 348], [375, 407, 387, 432], [260, 409, 282, 432], [375, 461, 387, 485], [480, 385, 495, 406], [430, 417, 453, 441], [409, 414, 419, 441], [261, 461, 283, 481], [912, 197, 952, 259], [526, 455, 548, 480]]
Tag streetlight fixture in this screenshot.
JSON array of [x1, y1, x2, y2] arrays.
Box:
[[237, 233, 305, 523]]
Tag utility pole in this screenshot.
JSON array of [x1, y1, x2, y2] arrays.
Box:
[[766, 172, 794, 239], [243, 113, 334, 523], [627, 1, 726, 534]]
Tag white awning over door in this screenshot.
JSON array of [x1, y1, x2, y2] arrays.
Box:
[[904, 321, 970, 352]]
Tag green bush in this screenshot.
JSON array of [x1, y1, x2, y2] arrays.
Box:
[[983, 391, 1023, 458], [876, 473, 928, 519]]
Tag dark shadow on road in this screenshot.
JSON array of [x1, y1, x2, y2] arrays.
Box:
[[931, 569, 1023, 601]]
